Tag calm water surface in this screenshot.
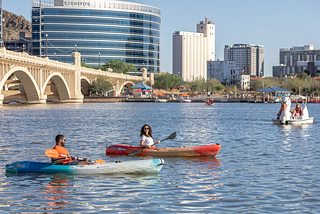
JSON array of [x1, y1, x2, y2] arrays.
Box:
[[0, 102, 320, 213]]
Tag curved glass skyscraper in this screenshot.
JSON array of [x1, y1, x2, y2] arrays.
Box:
[[32, 0, 161, 72]]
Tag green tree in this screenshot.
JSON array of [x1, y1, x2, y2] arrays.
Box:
[[101, 60, 137, 74], [89, 76, 114, 95], [81, 60, 92, 68], [153, 73, 182, 90]]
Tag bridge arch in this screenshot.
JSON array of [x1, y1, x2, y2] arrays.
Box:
[[118, 81, 135, 95], [0, 66, 41, 103], [81, 76, 91, 96], [43, 72, 70, 102]]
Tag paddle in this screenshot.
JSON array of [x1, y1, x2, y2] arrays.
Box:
[[129, 132, 176, 157], [45, 149, 105, 163]]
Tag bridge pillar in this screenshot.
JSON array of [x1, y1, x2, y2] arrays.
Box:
[[116, 80, 120, 95], [70, 52, 84, 103], [0, 94, 3, 105], [141, 67, 147, 83], [39, 95, 47, 104]]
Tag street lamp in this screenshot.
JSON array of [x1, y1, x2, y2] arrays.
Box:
[[183, 79, 185, 93], [126, 76, 128, 96], [305, 77, 308, 97], [312, 78, 314, 98], [208, 78, 211, 96], [2, 18, 5, 48], [197, 78, 199, 95], [284, 75, 287, 89], [241, 77, 243, 98], [99, 52, 101, 69], [186, 78, 188, 92], [202, 77, 205, 97], [121, 59, 123, 73], [45, 34, 48, 57]]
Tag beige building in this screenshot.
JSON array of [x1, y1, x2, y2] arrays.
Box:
[[172, 16, 215, 81], [273, 45, 320, 77], [224, 44, 264, 77]]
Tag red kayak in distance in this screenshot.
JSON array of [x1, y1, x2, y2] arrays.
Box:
[[106, 144, 221, 157]]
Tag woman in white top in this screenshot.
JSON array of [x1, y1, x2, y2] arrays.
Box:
[[140, 124, 160, 148]]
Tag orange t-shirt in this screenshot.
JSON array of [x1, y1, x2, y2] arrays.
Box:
[[53, 145, 73, 164]]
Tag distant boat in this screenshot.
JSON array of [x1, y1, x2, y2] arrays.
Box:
[[179, 95, 191, 103], [181, 99, 191, 103], [155, 99, 167, 103], [272, 96, 313, 125]]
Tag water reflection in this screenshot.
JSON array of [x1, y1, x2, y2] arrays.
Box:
[[42, 175, 72, 210]]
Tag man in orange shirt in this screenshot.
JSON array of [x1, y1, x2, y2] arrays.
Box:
[[52, 134, 92, 165]]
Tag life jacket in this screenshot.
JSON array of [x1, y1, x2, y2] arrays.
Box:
[[53, 145, 73, 165], [280, 103, 287, 112]]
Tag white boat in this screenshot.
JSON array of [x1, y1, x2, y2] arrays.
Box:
[[272, 96, 314, 125], [179, 96, 191, 103], [155, 99, 167, 103], [182, 99, 191, 103]]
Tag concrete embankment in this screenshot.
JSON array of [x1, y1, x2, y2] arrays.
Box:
[[83, 96, 265, 103], [83, 96, 124, 103]]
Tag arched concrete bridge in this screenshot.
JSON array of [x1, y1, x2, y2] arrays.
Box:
[[0, 48, 153, 104]]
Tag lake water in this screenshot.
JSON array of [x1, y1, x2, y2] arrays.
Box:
[[0, 102, 320, 213]]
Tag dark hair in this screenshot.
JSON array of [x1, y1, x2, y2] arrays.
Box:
[[55, 134, 65, 143], [140, 124, 153, 138]]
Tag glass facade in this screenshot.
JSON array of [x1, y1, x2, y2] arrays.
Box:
[[0, 0, 2, 47], [31, 0, 161, 72]]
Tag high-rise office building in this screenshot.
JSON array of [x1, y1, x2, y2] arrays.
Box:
[[172, 16, 215, 81], [224, 44, 264, 77], [31, 0, 161, 72], [273, 45, 320, 77], [0, 0, 2, 48]]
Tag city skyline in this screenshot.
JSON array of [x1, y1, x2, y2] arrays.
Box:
[[3, 0, 320, 77]]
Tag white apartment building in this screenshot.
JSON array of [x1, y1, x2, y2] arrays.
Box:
[[224, 44, 264, 77], [207, 60, 238, 83], [273, 45, 320, 77], [172, 16, 215, 81], [207, 60, 249, 89]]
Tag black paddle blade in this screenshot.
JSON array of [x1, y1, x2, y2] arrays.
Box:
[[167, 132, 176, 140], [129, 149, 142, 157]]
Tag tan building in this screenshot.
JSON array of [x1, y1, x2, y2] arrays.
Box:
[[172, 16, 215, 81], [224, 44, 264, 77]]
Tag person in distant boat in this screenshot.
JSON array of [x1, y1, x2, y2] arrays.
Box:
[[52, 134, 93, 165], [140, 124, 160, 148], [209, 98, 213, 104], [277, 102, 287, 119], [292, 103, 303, 118]]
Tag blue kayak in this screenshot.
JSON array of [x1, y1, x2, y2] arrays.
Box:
[[5, 159, 164, 175]]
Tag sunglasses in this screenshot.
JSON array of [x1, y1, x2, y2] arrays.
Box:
[[144, 127, 149, 130]]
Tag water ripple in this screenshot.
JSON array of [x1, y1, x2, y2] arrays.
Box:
[[1, 103, 320, 212]]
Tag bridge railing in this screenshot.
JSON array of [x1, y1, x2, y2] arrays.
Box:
[[0, 48, 143, 81], [81, 67, 142, 81]]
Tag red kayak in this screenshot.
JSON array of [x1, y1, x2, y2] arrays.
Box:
[[106, 144, 221, 157]]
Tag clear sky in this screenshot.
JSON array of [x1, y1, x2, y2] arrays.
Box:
[[3, 0, 320, 76]]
